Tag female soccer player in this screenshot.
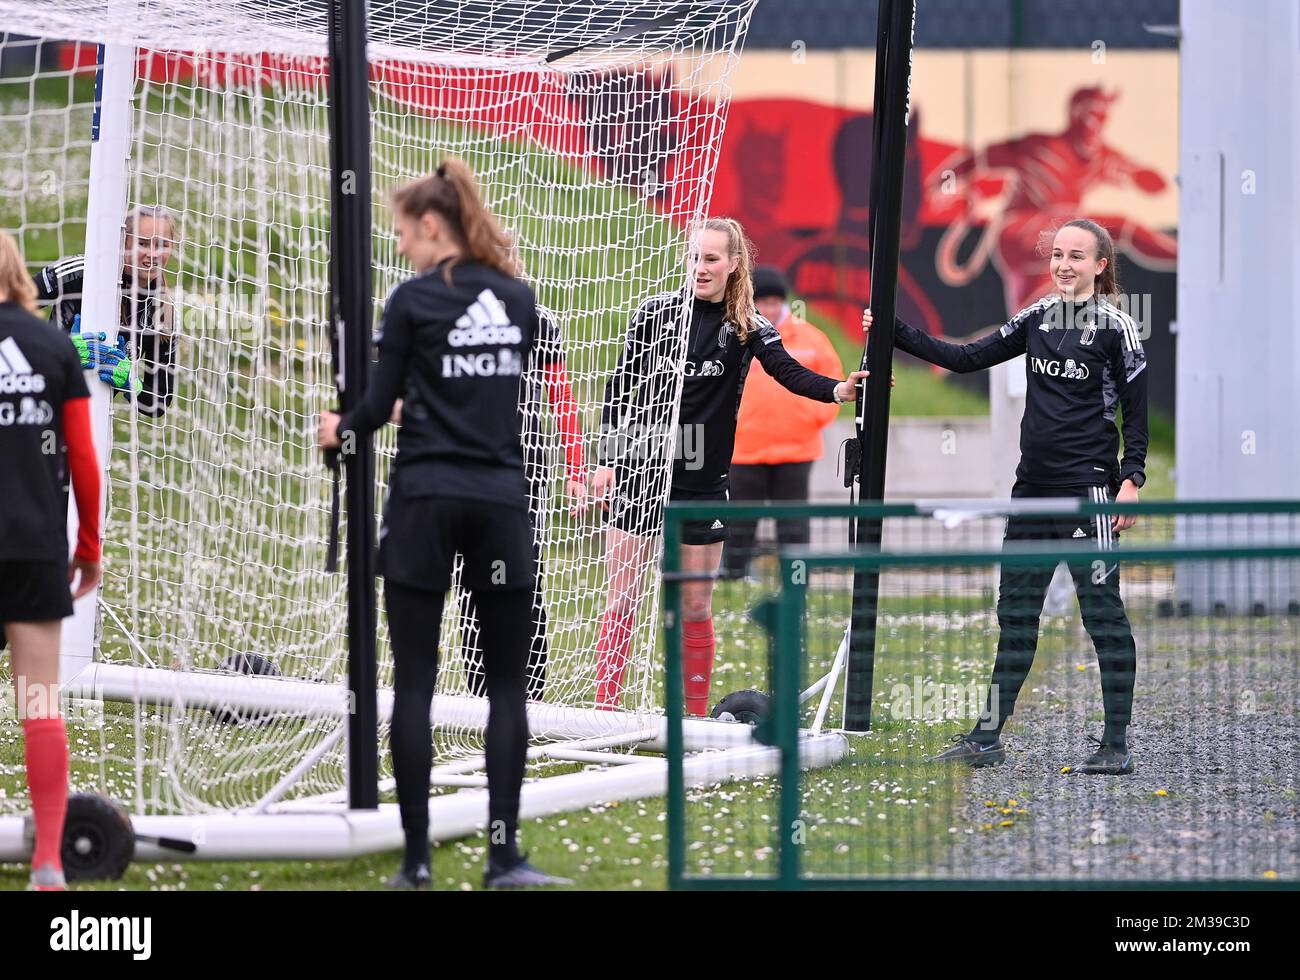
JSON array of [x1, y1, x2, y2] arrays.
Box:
[[36, 204, 178, 416], [0, 231, 103, 890], [591, 217, 870, 716], [318, 160, 570, 889], [863, 218, 1146, 775], [726, 265, 843, 579], [460, 303, 587, 701]]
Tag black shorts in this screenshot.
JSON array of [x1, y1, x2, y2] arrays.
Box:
[[378, 484, 535, 594], [607, 478, 729, 546], [0, 559, 73, 625]]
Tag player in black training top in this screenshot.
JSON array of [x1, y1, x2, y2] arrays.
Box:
[[458, 302, 587, 701], [590, 217, 869, 715], [317, 160, 570, 890], [34, 205, 178, 417], [0, 231, 103, 890], [864, 218, 1146, 775]]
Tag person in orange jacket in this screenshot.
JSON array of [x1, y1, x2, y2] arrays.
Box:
[[725, 266, 842, 577]]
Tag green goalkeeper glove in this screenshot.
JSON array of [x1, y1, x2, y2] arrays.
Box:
[[69, 314, 111, 370], [96, 335, 143, 397], [102, 356, 143, 396]]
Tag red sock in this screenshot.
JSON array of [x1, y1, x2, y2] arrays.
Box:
[[24, 716, 69, 872], [594, 610, 635, 708], [682, 618, 716, 717]]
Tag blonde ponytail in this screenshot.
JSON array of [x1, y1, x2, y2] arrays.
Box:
[[392, 158, 520, 281], [702, 216, 757, 342]]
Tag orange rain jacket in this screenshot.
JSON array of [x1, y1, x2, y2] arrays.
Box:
[[732, 315, 842, 466]]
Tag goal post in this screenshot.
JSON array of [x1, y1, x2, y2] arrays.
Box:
[[325, 0, 379, 812], [59, 37, 133, 685], [845, 0, 916, 732], [0, 0, 823, 861]]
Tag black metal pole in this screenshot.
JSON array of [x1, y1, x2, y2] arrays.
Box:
[[844, 0, 915, 732], [327, 0, 378, 808]]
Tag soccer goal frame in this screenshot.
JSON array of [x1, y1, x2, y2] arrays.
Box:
[[0, 0, 856, 867]]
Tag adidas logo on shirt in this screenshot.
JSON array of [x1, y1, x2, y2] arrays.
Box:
[[442, 289, 525, 378], [1072, 527, 1087, 538], [448, 289, 522, 347], [0, 337, 46, 394]]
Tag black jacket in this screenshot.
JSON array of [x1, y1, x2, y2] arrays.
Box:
[[893, 295, 1148, 488], [0, 301, 91, 561], [338, 260, 539, 509], [34, 255, 175, 418], [600, 291, 838, 493]]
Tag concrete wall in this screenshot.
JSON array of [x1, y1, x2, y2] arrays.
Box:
[[809, 417, 995, 501], [1175, 0, 1300, 612]]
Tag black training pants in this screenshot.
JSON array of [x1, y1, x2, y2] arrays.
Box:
[[981, 481, 1137, 733], [724, 461, 815, 576], [385, 580, 532, 847]]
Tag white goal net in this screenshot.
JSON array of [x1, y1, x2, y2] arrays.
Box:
[[0, 0, 760, 824]]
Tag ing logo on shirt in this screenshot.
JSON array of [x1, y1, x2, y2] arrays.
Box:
[[683, 359, 725, 377], [441, 349, 523, 378], [1030, 356, 1090, 381], [0, 396, 54, 426]]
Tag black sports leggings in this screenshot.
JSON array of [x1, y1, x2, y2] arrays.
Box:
[[385, 581, 533, 845], [461, 552, 548, 700], [462, 474, 549, 699]]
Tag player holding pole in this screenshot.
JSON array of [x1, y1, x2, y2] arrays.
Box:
[[591, 217, 873, 716], [864, 218, 1146, 774], [318, 160, 571, 889]]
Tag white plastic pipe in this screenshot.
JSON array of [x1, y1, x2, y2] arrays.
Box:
[[0, 732, 847, 862], [62, 39, 134, 683]]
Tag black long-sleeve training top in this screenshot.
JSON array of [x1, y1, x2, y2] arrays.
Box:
[[34, 255, 176, 418], [892, 294, 1148, 488], [337, 258, 539, 509], [0, 301, 91, 562], [599, 290, 839, 493]]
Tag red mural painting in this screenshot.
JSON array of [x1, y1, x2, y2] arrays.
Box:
[[927, 87, 1177, 316], [65, 44, 1175, 377], [713, 86, 1177, 344], [709, 98, 942, 339]]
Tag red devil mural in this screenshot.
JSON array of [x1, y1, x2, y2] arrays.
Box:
[[932, 87, 1176, 318]]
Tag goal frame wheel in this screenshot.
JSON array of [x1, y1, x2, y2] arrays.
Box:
[[710, 689, 772, 725], [62, 792, 135, 882]]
